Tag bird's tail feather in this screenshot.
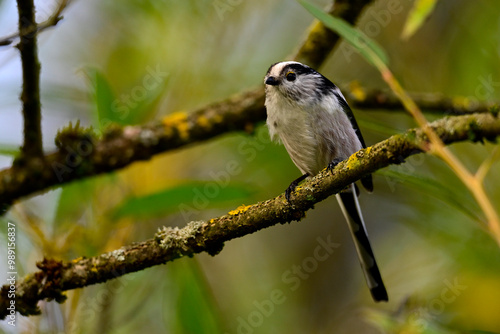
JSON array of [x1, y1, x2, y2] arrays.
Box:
[[336, 184, 388, 302]]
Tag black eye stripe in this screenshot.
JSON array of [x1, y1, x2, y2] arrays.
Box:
[[281, 63, 316, 76], [286, 72, 296, 81]]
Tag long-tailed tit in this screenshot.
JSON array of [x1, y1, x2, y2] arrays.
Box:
[[264, 61, 388, 302]]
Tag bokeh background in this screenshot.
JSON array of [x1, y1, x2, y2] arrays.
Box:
[[1, 0, 500, 333]]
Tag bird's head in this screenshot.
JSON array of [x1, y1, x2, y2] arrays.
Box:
[[264, 61, 336, 104]]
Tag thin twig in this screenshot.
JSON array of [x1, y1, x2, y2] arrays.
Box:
[[375, 58, 500, 245], [475, 147, 500, 183], [1, 0, 68, 47]]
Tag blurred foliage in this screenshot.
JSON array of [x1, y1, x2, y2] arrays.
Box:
[[85, 67, 167, 130], [1, 0, 500, 333], [301, 0, 389, 66], [111, 181, 255, 220], [401, 0, 439, 39], [164, 259, 225, 334], [0, 144, 19, 157], [379, 169, 481, 223]]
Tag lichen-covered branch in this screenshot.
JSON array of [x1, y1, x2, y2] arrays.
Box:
[[16, 0, 43, 159], [0, 0, 374, 209], [344, 89, 497, 115], [0, 90, 266, 210], [1, 112, 499, 319]]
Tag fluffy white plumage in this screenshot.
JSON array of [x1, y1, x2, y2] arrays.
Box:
[[265, 61, 361, 175]]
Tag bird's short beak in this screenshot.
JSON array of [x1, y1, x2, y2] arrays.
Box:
[[265, 76, 279, 86]]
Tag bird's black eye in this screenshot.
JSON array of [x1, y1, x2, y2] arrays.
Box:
[[285, 72, 296, 82]]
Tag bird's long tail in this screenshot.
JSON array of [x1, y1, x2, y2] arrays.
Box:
[[335, 184, 388, 302]]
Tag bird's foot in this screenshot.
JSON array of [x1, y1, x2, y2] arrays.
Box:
[[285, 181, 299, 203], [285, 174, 308, 203], [327, 158, 343, 174]]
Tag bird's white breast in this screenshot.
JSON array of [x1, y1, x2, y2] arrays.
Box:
[[265, 89, 361, 176]]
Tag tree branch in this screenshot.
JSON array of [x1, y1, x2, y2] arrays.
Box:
[[1, 112, 499, 319], [16, 0, 43, 159], [0, 0, 374, 210], [344, 89, 497, 115], [1, 0, 68, 46]]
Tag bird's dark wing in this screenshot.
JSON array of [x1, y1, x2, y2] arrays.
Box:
[[335, 92, 366, 148], [335, 93, 373, 192]]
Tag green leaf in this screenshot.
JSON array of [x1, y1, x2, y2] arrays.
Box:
[[0, 144, 20, 157], [378, 169, 481, 223], [84, 67, 119, 130], [167, 259, 225, 334], [54, 178, 99, 225], [299, 0, 389, 66], [402, 0, 438, 40], [111, 181, 255, 220], [119, 71, 168, 125], [84, 67, 168, 129]]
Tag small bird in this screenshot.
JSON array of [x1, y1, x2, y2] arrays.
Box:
[[264, 61, 388, 302]]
